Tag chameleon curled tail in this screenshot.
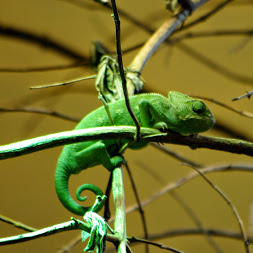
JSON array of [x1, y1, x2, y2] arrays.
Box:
[[55, 163, 105, 216]]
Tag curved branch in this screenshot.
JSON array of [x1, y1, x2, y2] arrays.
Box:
[[0, 61, 88, 72], [0, 127, 162, 160], [177, 42, 253, 85], [0, 23, 86, 61], [0, 107, 80, 122], [123, 164, 253, 216], [130, 227, 253, 243], [0, 127, 253, 161]]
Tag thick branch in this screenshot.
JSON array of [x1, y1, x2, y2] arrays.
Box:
[[0, 127, 253, 161], [112, 167, 127, 253], [149, 133, 253, 156], [0, 127, 161, 160]]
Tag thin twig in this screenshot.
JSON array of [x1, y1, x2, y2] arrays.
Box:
[[58, 0, 108, 10], [137, 160, 222, 253], [171, 29, 253, 44], [171, 191, 224, 253], [134, 227, 253, 243], [110, 0, 141, 139], [30, 75, 96, 90], [62, 0, 155, 34], [0, 23, 86, 61], [0, 107, 80, 122], [0, 214, 37, 232], [0, 61, 88, 72], [177, 0, 234, 33], [0, 0, 233, 73], [177, 42, 253, 85], [122, 164, 253, 219], [128, 237, 183, 253], [183, 163, 250, 253], [104, 172, 113, 222], [232, 91, 253, 101], [151, 143, 203, 168]]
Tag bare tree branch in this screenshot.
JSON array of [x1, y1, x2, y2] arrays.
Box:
[[0, 23, 86, 61]]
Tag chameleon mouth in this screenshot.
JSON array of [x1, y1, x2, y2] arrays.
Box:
[[179, 114, 216, 135]]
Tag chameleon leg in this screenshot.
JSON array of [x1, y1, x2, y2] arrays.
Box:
[[138, 100, 168, 130], [75, 141, 124, 171], [138, 100, 155, 127]]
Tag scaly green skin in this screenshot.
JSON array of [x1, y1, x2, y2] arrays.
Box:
[[55, 92, 215, 216]]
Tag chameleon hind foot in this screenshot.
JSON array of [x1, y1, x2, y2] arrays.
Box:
[[109, 156, 124, 170]]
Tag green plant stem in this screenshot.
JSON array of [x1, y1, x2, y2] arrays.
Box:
[[112, 167, 127, 253]]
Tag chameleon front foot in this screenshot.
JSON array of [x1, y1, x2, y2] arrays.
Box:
[[153, 122, 168, 131]]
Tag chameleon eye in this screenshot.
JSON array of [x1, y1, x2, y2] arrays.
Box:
[[192, 101, 205, 114]]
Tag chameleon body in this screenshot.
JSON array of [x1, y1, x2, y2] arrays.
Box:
[[55, 92, 215, 216]]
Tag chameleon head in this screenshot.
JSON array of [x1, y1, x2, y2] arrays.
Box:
[[167, 91, 215, 135]]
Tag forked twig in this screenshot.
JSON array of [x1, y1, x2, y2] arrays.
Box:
[[122, 164, 253, 219], [136, 160, 223, 253], [183, 163, 250, 253], [191, 95, 253, 119]]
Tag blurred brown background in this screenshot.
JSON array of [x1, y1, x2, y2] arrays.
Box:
[[0, 0, 253, 252]]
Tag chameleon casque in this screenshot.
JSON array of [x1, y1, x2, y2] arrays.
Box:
[[55, 92, 215, 216]]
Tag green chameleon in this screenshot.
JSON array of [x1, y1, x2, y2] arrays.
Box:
[[55, 92, 215, 216]]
